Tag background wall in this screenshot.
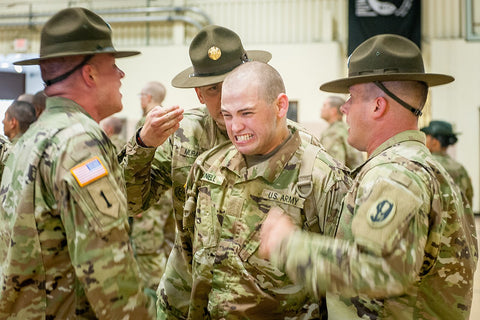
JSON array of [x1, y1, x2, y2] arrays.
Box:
[[428, 39, 480, 213]]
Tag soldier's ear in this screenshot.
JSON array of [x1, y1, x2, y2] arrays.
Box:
[[275, 93, 289, 118], [371, 96, 387, 119], [10, 117, 18, 129]]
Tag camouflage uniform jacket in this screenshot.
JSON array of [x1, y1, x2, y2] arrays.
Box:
[[124, 106, 229, 221], [0, 134, 10, 183], [0, 97, 155, 319], [157, 129, 350, 319], [431, 151, 473, 207], [320, 120, 364, 169], [130, 114, 175, 290], [271, 130, 478, 319]]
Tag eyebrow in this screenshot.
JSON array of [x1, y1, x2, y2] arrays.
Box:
[[221, 106, 255, 113]]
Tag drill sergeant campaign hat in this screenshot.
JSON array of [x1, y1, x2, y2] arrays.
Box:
[[14, 7, 140, 85], [320, 34, 454, 116], [171, 25, 272, 88]]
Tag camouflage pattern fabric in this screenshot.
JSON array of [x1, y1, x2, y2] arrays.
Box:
[[124, 106, 229, 219], [109, 133, 127, 153], [320, 120, 364, 169], [121, 105, 335, 318], [131, 184, 175, 291], [0, 134, 10, 183], [156, 129, 350, 319], [431, 151, 473, 207], [0, 97, 155, 319], [128, 114, 175, 291], [270, 130, 478, 320]]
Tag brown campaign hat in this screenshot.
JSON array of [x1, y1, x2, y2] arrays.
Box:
[[320, 34, 454, 93], [14, 7, 140, 66], [171, 25, 271, 88]]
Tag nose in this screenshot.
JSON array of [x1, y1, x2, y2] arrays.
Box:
[[340, 102, 348, 115], [230, 115, 244, 132], [117, 66, 125, 78]]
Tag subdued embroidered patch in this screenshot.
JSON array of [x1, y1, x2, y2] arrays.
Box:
[[367, 199, 396, 228]]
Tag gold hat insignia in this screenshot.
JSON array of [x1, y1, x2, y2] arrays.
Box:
[[208, 46, 221, 60]]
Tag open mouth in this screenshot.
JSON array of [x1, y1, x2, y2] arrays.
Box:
[[235, 133, 254, 142]]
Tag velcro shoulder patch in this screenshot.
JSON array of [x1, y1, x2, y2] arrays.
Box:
[[70, 156, 108, 187], [352, 177, 422, 254]]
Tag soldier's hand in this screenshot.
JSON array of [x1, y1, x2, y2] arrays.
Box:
[[258, 206, 296, 259], [139, 105, 184, 147]]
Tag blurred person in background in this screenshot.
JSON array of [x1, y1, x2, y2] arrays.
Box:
[[421, 120, 474, 206], [320, 95, 365, 169], [2, 100, 36, 143]]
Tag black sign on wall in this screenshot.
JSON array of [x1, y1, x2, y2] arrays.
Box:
[[0, 72, 25, 100], [348, 0, 421, 56]]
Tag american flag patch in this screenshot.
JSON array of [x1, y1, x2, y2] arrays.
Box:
[[70, 156, 108, 187]]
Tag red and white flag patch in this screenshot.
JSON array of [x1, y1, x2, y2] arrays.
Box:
[[70, 156, 108, 187]]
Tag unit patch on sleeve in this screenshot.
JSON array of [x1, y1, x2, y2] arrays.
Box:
[[70, 156, 108, 187], [367, 199, 396, 228]]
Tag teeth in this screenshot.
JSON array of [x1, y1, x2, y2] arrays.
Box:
[[235, 134, 253, 142]]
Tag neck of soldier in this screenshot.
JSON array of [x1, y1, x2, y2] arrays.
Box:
[[45, 79, 103, 123]]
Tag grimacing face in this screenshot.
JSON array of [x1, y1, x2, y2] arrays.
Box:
[[221, 80, 285, 156]]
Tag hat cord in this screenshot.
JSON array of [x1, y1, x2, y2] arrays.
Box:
[[44, 55, 94, 87], [373, 81, 423, 117]]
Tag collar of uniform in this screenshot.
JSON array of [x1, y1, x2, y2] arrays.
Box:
[[369, 130, 426, 159], [222, 129, 302, 183], [45, 96, 94, 120]]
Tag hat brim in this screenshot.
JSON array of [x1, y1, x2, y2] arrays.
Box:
[[171, 50, 272, 88], [14, 49, 140, 66], [320, 73, 454, 93]]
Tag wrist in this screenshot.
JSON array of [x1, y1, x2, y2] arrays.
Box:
[[136, 128, 150, 148]]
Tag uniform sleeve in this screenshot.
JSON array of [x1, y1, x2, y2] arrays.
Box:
[[311, 157, 350, 237], [52, 131, 156, 319], [122, 129, 172, 214], [156, 162, 199, 319], [271, 164, 430, 299]]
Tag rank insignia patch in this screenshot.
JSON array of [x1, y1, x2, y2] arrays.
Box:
[[367, 199, 395, 228], [71, 156, 108, 187]]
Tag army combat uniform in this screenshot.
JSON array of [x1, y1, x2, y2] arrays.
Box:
[[0, 97, 155, 319], [0, 134, 10, 182], [270, 130, 478, 319], [156, 128, 350, 319], [122, 105, 340, 317], [129, 115, 176, 291], [124, 106, 230, 312], [430, 151, 473, 207], [319, 120, 364, 170]]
